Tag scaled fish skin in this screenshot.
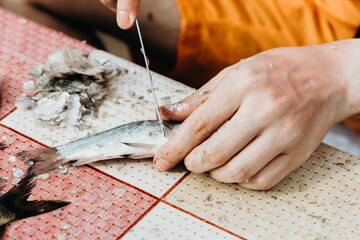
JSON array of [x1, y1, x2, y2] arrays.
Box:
[[0, 174, 70, 238], [16, 120, 180, 175]]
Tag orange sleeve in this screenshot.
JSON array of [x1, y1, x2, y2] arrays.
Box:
[[345, 116, 360, 137], [174, 0, 360, 86], [174, 0, 360, 136]]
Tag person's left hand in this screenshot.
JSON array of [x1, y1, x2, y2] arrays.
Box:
[[153, 40, 360, 190]]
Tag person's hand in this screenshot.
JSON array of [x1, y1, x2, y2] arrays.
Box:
[[99, 0, 140, 29], [154, 39, 360, 190]]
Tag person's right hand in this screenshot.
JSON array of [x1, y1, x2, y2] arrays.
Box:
[[100, 0, 140, 29]]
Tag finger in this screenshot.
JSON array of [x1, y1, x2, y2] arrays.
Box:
[[209, 128, 289, 183], [154, 80, 241, 171], [160, 66, 232, 121], [238, 153, 305, 190], [184, 108, 261, 173], [116, 0, 141, 29], [100, 0, 117, 11]]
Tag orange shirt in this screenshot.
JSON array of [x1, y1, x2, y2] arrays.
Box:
[[174, 0, 360, 136]]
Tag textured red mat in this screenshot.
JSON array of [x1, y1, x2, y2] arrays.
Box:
[[0, 125, 157, 239]]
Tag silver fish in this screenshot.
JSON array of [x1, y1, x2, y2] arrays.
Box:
[[16, 120, 180, 175], [0, 174, 70, 238]]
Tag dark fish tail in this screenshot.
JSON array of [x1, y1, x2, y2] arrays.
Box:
[[1, 174, 70, 221], [0, 174, 70, 238], [0, 224, 6, 239], [0, 143, 8, 151], [15, 148, 66, 175]]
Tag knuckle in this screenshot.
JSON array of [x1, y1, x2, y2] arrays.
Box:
[[281, 122, 303, 145], [242, 61, 267, 81], [189, 118, 211, 138], [256, 92, 294, 124], [161, 141, 179, 161], [268, 93, 292, 113], [206, 148, 227, 166]]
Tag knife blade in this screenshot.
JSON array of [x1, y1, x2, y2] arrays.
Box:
[[135, 19, 167, 137]]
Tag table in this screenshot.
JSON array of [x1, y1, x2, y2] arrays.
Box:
[[0, 8, 359, 239]]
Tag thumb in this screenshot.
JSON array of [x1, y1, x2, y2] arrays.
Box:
[[160, 90, 210, 122], [160, 67, 232, 121], [116, 0, 141, 29]]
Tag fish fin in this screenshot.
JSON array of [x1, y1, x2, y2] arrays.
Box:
[[0, 178, 6, 192], [122, 142, 156, 148], [17, 200, 70, 220], [71, 151, 154, 166], [121, 143, 156, 158], [71, 161, 85, 167], [1, 174, 35, 203], [71, 158, 102, 166], [0, 142, 9, 151], [16, 148, 65, 175], [120, 152, 154, 159], [71, 154, 127, 166], [0, 174, 70, 222]]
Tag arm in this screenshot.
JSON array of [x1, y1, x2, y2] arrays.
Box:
[[155, 39, 360, 190]]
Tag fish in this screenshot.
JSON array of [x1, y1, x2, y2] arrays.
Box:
[[16, 120, 180, 176], [0, 173, 70, 238], [0, 143, 8, 151]]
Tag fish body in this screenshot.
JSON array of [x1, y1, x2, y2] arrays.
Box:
[[17, 120, 180, 175], [0, 174, 70, 238]]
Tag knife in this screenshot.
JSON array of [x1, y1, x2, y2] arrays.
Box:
[[135, 20, 167, 137]]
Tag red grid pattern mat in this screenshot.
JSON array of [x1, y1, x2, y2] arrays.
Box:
[[0, 47, 38, 119], [0, 8, 94, 63], [0, 125, 157, 239], [0, 6, 93, 120]]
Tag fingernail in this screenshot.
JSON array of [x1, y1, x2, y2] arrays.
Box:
[[164, 103, 189, 113], [154, 157, 171, 171], [118, 10, 130, 28], [129, 14, 136, 25]]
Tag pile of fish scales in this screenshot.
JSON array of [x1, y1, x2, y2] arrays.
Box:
[[16, 48, 121, 128]]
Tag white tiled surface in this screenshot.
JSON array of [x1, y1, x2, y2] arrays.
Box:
[[1, 50, 193, 197], [122, 202, 240, 240], [92, 159, 187, 197]]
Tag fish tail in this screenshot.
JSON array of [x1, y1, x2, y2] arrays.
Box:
[[16, 148, 66, 175], [0, 224, 6, 239], [2, 174, 70, 222]]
